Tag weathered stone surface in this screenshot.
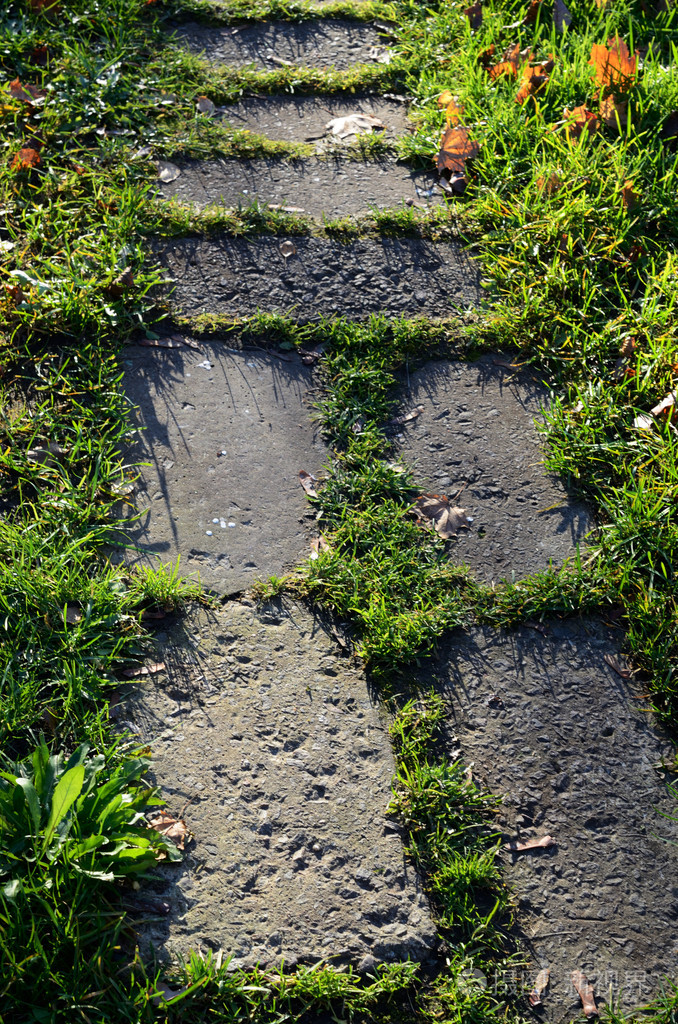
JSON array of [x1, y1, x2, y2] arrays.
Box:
[[158, 157, 439, 220], [123, 600, 438, 968], [174, 18, 389, 71], [119, 343, 325, 594], [395, 357, 592, 582], [432, 619, 678, 1018], [158, 236, 479, 321], [216, 95, 410, 144]]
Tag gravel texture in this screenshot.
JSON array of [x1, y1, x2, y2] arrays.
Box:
[[173, 18, 390, 71], [118, 342, 325, 594], [158, 236, 480, 321], [431, 618, 678, 1018], [159, 157, 439, 220], [123, 600, 438, 968], [395, 357, 592, 582], [215, 95, 410, 144]]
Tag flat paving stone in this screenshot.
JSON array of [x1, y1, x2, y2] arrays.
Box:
[[158, 236, 479, 320], [174, 18, 389, 71], [159, 157, 439, 219], [395, 357, 592, 582], [123, 600, 437, 969], [216, 94, 410, 143], [432, 618, 678, 1018], [119, 343, 325, 593]]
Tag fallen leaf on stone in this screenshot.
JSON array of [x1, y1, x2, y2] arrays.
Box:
[[310, 536, 330, 560], [300, 344, 325, 365], [487, 693, 505, 708], [366, 45, 392, 63], [386, 405, 425, 431], [415, 494, 469, 539], [603, 653, 632, 679], [157, 161, 181, 183], [503, 835, 556, 852], [299, 470, 318, 498], [195, 95, 215, 115], [325, 114, 386, 139], [279, 240, 296, 259], [122, 662, 166, 678], [148, 810, 190, 850], [554, 0, 572, 30], [571, 971, 598, 1018], [528, 967, 550, 1007]]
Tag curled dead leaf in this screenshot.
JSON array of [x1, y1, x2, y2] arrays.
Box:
[[528, 967, 550, 1007], [122, 662, 166, 678], [633, 412, 654, 430], [415, 494, 469, 539], [651, 391, 676, 419], [386, 405, 425, 430], [9, 78, 46, 105], [195, 95, 215, 115], [299, 470, 318, 498], [157, 161, 181, 183], [571, 971, 598, 1018], [503, 834, 556, 852], [148, 810, 190, 850], [325, 113, 386, 139], [603, 653, 632, 679], [11, 147, 41, 171], [563, 105, 599, 139]]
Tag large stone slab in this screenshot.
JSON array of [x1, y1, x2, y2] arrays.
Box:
[[159, 157, 439, 220], [158, 236, 479, 320], [395, 357, 591, 582], [432, 619, 678, 1018], [174, 18, 389, 71], [124, 600, 437, 968], [217, 95, 410, 144], [119, 343, 325, 593]]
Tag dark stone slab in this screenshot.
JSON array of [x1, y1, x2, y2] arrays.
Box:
[[158, 236, 480, 320], [124, 600, 437, 969], [159, 157, 439, 220], [117, 343, 326, 593], [433, 619, 678, 1018], [217, 94, 410, 143], [174, 18, 388, 70], [395, 357, 592, 582]]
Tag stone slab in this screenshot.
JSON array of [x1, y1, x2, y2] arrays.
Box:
[[123, 600, 437, 968], [395, 357, 592, 582], [216, 95, 410, 143], [159, 157, 439, 220], [174, 18, 388, 71], [158, 236, 479, 320], [119, 343, 325, 593], [432, 619, 678, 1017]]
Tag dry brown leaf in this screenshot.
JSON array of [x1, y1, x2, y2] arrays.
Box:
[[563, 105, 599, 139], [299, 470, 318, 498], [536, 171, 563, 195], [619, 337, 636, 358], [436, 126, 480, 175], [621, 179, 638, 209], [463, 1, 483, 28], [386, 405, 425, 430], [516, 63, 551, 104], [106, 267, 134, 299], [503, 834, 556, 852], [528, 968, 550, 1007], [325, 113, 386, 139], [157, 161, 180, 183], [11, 147, 41, 171], [603, 653, 632, 679], [438, 89, 454, 108], [522, 0, 545, 24], [122, 662, 166, 678], [30, 45, 48, 66], [554, 0, 572, 30], [9, 78, 46, 104], [651, 391, 676, 419], [415, 494, 469, 539], [571, 971, 598, 1018], [477, 44, 496, 68], [148, 810, 190, 850], [310, 535, 330, 560], [589, 36, 637, 95], [600, 95, 628, 129], [195, 95, 215, 115]]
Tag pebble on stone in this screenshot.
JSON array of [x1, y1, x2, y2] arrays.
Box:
[[124, 600, 438, 968], [157, 236, 480, 321], [395, 356, 592, 581], [432, 618, 678, 1019], [215, 95, 410, 144], [174, 18, 389, 72], [118, 343, 326, 594], [158, 157, 440, 221]]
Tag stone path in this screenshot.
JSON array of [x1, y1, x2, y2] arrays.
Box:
[[213, 95, 409, 143], [126, 7, 678, 1017]]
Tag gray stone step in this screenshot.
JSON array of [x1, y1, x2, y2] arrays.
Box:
[[212, 94, 410, 144], [157, 236, 479, 321], [395, 356, 592, 581], [159, 157, 439, 220], [124, 600, 437, 970], [434, 618, 678, 1019], [118, 343, 326, 594], [175, 18, 388, 70]]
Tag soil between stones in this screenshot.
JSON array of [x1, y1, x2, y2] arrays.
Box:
[[123, 600, 437, 969], [119, 343, 325, 594], [214, 95, 410, 143], [173, 18, 389, 71], [430, 618, 678, 1018], [395, 357, 592, 582], [159, 157, 439, 219], [158, 236, 479, 320]]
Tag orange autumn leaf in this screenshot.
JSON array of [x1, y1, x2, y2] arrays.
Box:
[[563, 105, 599, 139], [477, 44, 496, 68], [438, 90, 454, 108], [437, 91, 465, 125], [488, 43, 532, 80], [10, 147, 41, 170], [9, 78, 45, 104], [536, 171, 563, 195], [589, 36, 637, 95], [437, 126, 480, 175], [621, 179, 638, 209], [516, 63, 551, 104]]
